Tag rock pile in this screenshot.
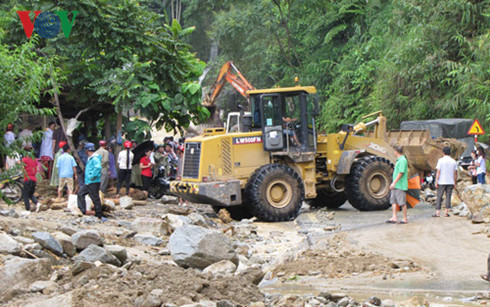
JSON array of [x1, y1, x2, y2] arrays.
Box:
[[462, 184, 490, 223]]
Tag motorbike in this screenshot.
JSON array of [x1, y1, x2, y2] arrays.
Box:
[[148, 162, 177, 199], [0, 173, 24, 203], [421, 170, 436, 191]]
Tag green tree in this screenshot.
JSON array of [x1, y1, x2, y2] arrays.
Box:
[[2, 0, 208, 142]]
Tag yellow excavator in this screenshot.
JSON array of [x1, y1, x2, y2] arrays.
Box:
[[170, 64, 464, 222]]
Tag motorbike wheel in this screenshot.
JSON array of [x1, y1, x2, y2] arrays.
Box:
[[2, 181, 23, 203]]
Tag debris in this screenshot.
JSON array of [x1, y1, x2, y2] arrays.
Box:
[[71, 260, 95, 276], [104, 244, 128, 263], [218, 208, 233, 224], [462, 185, 490, 223], [59, 225, 78, 236], [32, 232, 64, 256], [119, 196, 134, 210], [134, 234, 163, 246], [0, 232, 21, 255], [162, 213, 191, 234], [168, 225, 238, 269], [131, 217, 166, 236], [53, 231, 77, 257], [0, 257, 52, 302], [71, 229, 104, 250], [203, 260, 237, 277], [72, 244, 121, 267]]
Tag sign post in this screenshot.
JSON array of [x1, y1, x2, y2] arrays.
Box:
[[467, 119, 485, 148]]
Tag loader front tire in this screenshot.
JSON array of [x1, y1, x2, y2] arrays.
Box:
[[345, 156, 393, 211], [245, 164, 303, 222], [307, 189, 347, 209]]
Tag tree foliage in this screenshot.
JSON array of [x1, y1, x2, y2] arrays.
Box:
[[180, 0, 489, 139], [2, 0, 208, 140], [0, 33, 56, 159]]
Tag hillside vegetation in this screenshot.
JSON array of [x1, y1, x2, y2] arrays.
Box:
[[181, 0, 489, 136]]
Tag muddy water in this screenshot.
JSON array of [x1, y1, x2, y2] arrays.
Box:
[[255, 202, 489, 305]]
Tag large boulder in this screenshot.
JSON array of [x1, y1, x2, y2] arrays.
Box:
[[53, 232, 77, 257], [462, 184, 490, 222], [72, 244, 121, 267], [71, 229, 103, 250], [168, 225, 238, 269], [32, 232, 63, 256], [0, 233, 21, 255], [0, 257, 52, 302]]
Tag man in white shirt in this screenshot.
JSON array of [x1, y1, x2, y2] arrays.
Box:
[[434, 146, 458, 217], [4, 123, 15, 147], [116, 141, 134, 197], [40, 122, 55, 159]]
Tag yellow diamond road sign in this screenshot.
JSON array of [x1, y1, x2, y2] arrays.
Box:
[[467, 119, 485, 135]]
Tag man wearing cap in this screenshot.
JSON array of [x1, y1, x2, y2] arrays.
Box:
[[95, 140, 110, 194], [57, 144, 77, 200], [4, 123, 16, 147], [117, 140, 134, 197], [77, 143, 104, 220]]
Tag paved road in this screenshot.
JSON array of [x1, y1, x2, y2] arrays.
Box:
[[262, 201, 490, 300]]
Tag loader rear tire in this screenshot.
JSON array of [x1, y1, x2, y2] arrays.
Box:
[[307, 189, 347, 209], [345, 156, 393, 211], [245, 164, 303, 222]]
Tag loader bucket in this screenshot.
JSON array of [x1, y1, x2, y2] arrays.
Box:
[[382, 130, 467, 171]]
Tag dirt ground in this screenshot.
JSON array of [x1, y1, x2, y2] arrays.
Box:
[[273, 234, 423, 280], [59, 263, 263, 306], [1, 180, 489, 306]]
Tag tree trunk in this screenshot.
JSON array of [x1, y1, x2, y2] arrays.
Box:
[[104, 113, 111, 141], [45, 58, 84, 172], [115, 110, 123, 163], [51, 97, 84, 172]]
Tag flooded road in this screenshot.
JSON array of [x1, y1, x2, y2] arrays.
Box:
[[259, 201, 490, 302]]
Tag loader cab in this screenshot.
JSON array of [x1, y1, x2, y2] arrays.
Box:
[[248, 86, 318, 162]]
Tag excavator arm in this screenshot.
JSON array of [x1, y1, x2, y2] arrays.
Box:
[[202, 61, 255, 107]]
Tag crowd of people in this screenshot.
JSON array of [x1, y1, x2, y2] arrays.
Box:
[[387, 144, 487, 224], [2, 122, 186, 221]]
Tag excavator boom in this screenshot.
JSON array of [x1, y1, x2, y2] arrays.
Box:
[[202, 61, 255, 107]]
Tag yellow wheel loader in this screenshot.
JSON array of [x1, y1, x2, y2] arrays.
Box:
[[170, 85, 408, 222]]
